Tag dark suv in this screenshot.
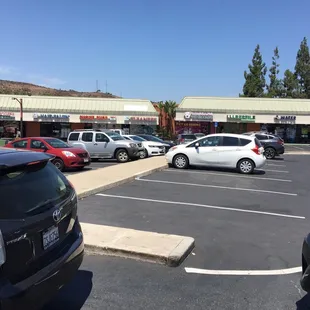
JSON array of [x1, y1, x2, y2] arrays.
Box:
[[0, 147, 84, 309], [243, 132, 285, 159]]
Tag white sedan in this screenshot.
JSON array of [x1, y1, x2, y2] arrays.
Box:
[[122, 135, 165, 158], [165, 133, 266, 174]]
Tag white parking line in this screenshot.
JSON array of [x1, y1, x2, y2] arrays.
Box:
[[184, 266, 302, 276], [258, 169, 289, 173], [136, 177, 297, 197], [96, 193, 305, 219], [165, 169, 292, 183]]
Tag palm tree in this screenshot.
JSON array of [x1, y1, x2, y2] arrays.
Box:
[[163, 100, 177, 138]]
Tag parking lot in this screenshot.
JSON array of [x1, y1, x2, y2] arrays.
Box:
[[73, 154, 310, 309]]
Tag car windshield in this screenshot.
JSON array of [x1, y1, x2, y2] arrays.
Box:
[[129, 135, 146, 142], [0, 161, 71, 219], [106, 132, 125, 141], [45, 138, 69, 148], [143, 135, 164, 143]]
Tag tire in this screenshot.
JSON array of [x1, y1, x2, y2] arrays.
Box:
[[53, 158, 65, 171], [116, 149, 129, 163], [264, 147, 276, 159], [173, 154, 189, 169], [238, 159, 254, 174], [139, 149, 148, 159]]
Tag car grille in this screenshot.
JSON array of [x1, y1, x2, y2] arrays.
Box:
[[77, 153, 88, 158]]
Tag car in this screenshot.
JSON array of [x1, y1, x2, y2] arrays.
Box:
[[0, 147, 84, 309], [5, 137, 90, 172], [67, 129, 140, 163], [136, 134, 175, 153], [301, 234, 310, 292], [122, 134, 165, 158], [165, 133, 266, 174], [177, 133, 206, 145], [243, 131, 285, 159]]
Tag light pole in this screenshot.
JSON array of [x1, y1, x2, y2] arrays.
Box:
[[12, 97, 23, 138]]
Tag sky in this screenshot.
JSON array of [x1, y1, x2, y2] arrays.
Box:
[[0, 0, 309, 103]]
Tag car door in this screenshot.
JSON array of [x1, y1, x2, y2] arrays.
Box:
[[29, 139, 47, 153], [95, 132, 112, 158], [80, 132, 97, 157], [216, 136, 241, 167], [189, 136, 221, 166]]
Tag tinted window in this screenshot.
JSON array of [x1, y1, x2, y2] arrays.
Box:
[[240, 138, 251, 146], [200, 136, 221, 147], [255, 134, 268, 140], [0, 161, 71, 219], [141, 135, 164, 143], [68, 132, 79, 141], [129, 135, 145, 142], [222, 136, 239, 146], [95, 133, 109, 142], [105, 132, 125, 141], [30, 139, 46, 149], [82, 132, 93, 142], [45, 138, 69, 148], [123, 137, 131, 140], [12, 140, 28, 148]]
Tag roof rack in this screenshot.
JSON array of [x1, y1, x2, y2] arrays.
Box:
[[73, 129, 103, 132]]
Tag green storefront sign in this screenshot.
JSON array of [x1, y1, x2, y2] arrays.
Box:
[[227, 115, 255, 122]]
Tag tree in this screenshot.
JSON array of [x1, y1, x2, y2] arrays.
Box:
[[294, 37, 310, 98], [242, 44, 267, 97], [163, 100, 177, 138], [267, 47, 282, 97], [283, 69, 299, 98]]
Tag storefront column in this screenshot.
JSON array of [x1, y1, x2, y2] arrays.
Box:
[[26, 122, 40, 137]]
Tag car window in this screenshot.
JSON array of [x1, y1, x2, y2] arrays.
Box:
[[123, 136, 131, 140], [255, 134, 268, 140], [105, 132, 125, 141], [30, 139, 46, 149], [240, 138, 251, 146], [182, 134, 196, 140], [0, 161, 71, 219], [82, 132, 93, 142], [200, 136, 221, 147], [95, 133, 109, 142], [222, 136, 239, 146], [12, 140, 28, 149], [255, 138, 262, 147], [68, 132, 79, 141]]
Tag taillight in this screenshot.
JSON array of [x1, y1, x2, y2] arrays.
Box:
[[277, 139, 284, 145], [251, 145, 260, 155], [0, 230, 6, 266]]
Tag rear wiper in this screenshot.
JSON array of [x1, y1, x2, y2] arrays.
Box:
[[26, 198, 57, 215]]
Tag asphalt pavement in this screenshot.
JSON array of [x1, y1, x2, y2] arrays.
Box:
[[64, 160, 119, 176], [73, 154, 310, 309]]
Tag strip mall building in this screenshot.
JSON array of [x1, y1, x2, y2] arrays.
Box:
[[175, 96, 310, 143], [0, 95, 158, 139]]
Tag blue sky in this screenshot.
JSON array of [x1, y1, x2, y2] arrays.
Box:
[[1, 0, 309, 102]]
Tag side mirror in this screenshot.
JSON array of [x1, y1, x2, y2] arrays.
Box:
[[41, 145, 48, 151], [195, 142, 200, 149]]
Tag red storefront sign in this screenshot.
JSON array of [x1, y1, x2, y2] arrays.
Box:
[[80, 115, 116, 121]]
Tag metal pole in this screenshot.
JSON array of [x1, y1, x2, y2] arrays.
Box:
[[19, 99, 23, 138]]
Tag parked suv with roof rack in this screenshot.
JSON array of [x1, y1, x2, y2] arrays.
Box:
[[243, 131, 285, 159], [0, 147, 84, 309], [67, 129, 140, 163]]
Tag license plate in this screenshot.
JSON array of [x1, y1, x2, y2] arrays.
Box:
[[84, 158, 89, 162], [42, 226, 59, 250]]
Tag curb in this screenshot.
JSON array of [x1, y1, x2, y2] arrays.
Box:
[[77, 163, 168, 200], [84, 237, 195, 267]]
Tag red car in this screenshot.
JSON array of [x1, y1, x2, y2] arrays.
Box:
[[5, 137, 90, 171]]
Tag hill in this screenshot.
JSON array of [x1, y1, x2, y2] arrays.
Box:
[[0, 80, 120, 98]]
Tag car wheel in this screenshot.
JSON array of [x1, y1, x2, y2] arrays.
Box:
[[264, 147, 276, 159], [173, 154, 189, 169], [116, 149, 129, 163], [139, 149, 148, 159], [53, 158, 65, 171], [238, 159, 254, 174]]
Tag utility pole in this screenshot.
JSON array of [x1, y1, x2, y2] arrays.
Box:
[[12, 97, 23, 138]]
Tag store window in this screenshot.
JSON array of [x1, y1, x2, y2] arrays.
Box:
[[40, 123, 72, 139]]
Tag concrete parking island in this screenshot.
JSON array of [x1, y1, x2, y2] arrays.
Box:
[[81, 223, 195, 266], [67, 156, 168, 199]]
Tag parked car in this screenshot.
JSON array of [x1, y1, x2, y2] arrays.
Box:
[[243, 132, 285, 159], [0, 147, 84, 309], [67, 129, 140, 163], [5, 137, 90, 171], [137, 134, 175, 153], [122, 134, 165, 158], [165, 133, 266, 174], [177, 133, 206, 145]]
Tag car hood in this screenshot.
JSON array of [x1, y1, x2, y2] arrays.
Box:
[[142, 141, 164, 147], [114, 140, 135, 145]]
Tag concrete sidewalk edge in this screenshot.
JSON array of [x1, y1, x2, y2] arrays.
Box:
[[77, 163, 168, 199], [84, 237, 195, 267]]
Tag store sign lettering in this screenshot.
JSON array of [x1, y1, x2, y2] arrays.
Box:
[[125, 117, 157, 122], [0, 112, 15, 120], [227, 115, 255, 122], [184, 112, 213, 121], [80, 115, 117, 121], [33, 114, 70, 119], [274, 115, 296, 121]]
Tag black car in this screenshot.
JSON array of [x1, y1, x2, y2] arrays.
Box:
[[301, 234, 310, 292], [0, 147, 84, 309], [243, 132, 285, 159], [137, 134, 175, 152]]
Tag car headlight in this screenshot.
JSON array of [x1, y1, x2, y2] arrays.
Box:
[[148, 145, 157, 148], [169, 146, 178, 152], [62, 151, 76, 157], [129, 143, 137, 148]]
